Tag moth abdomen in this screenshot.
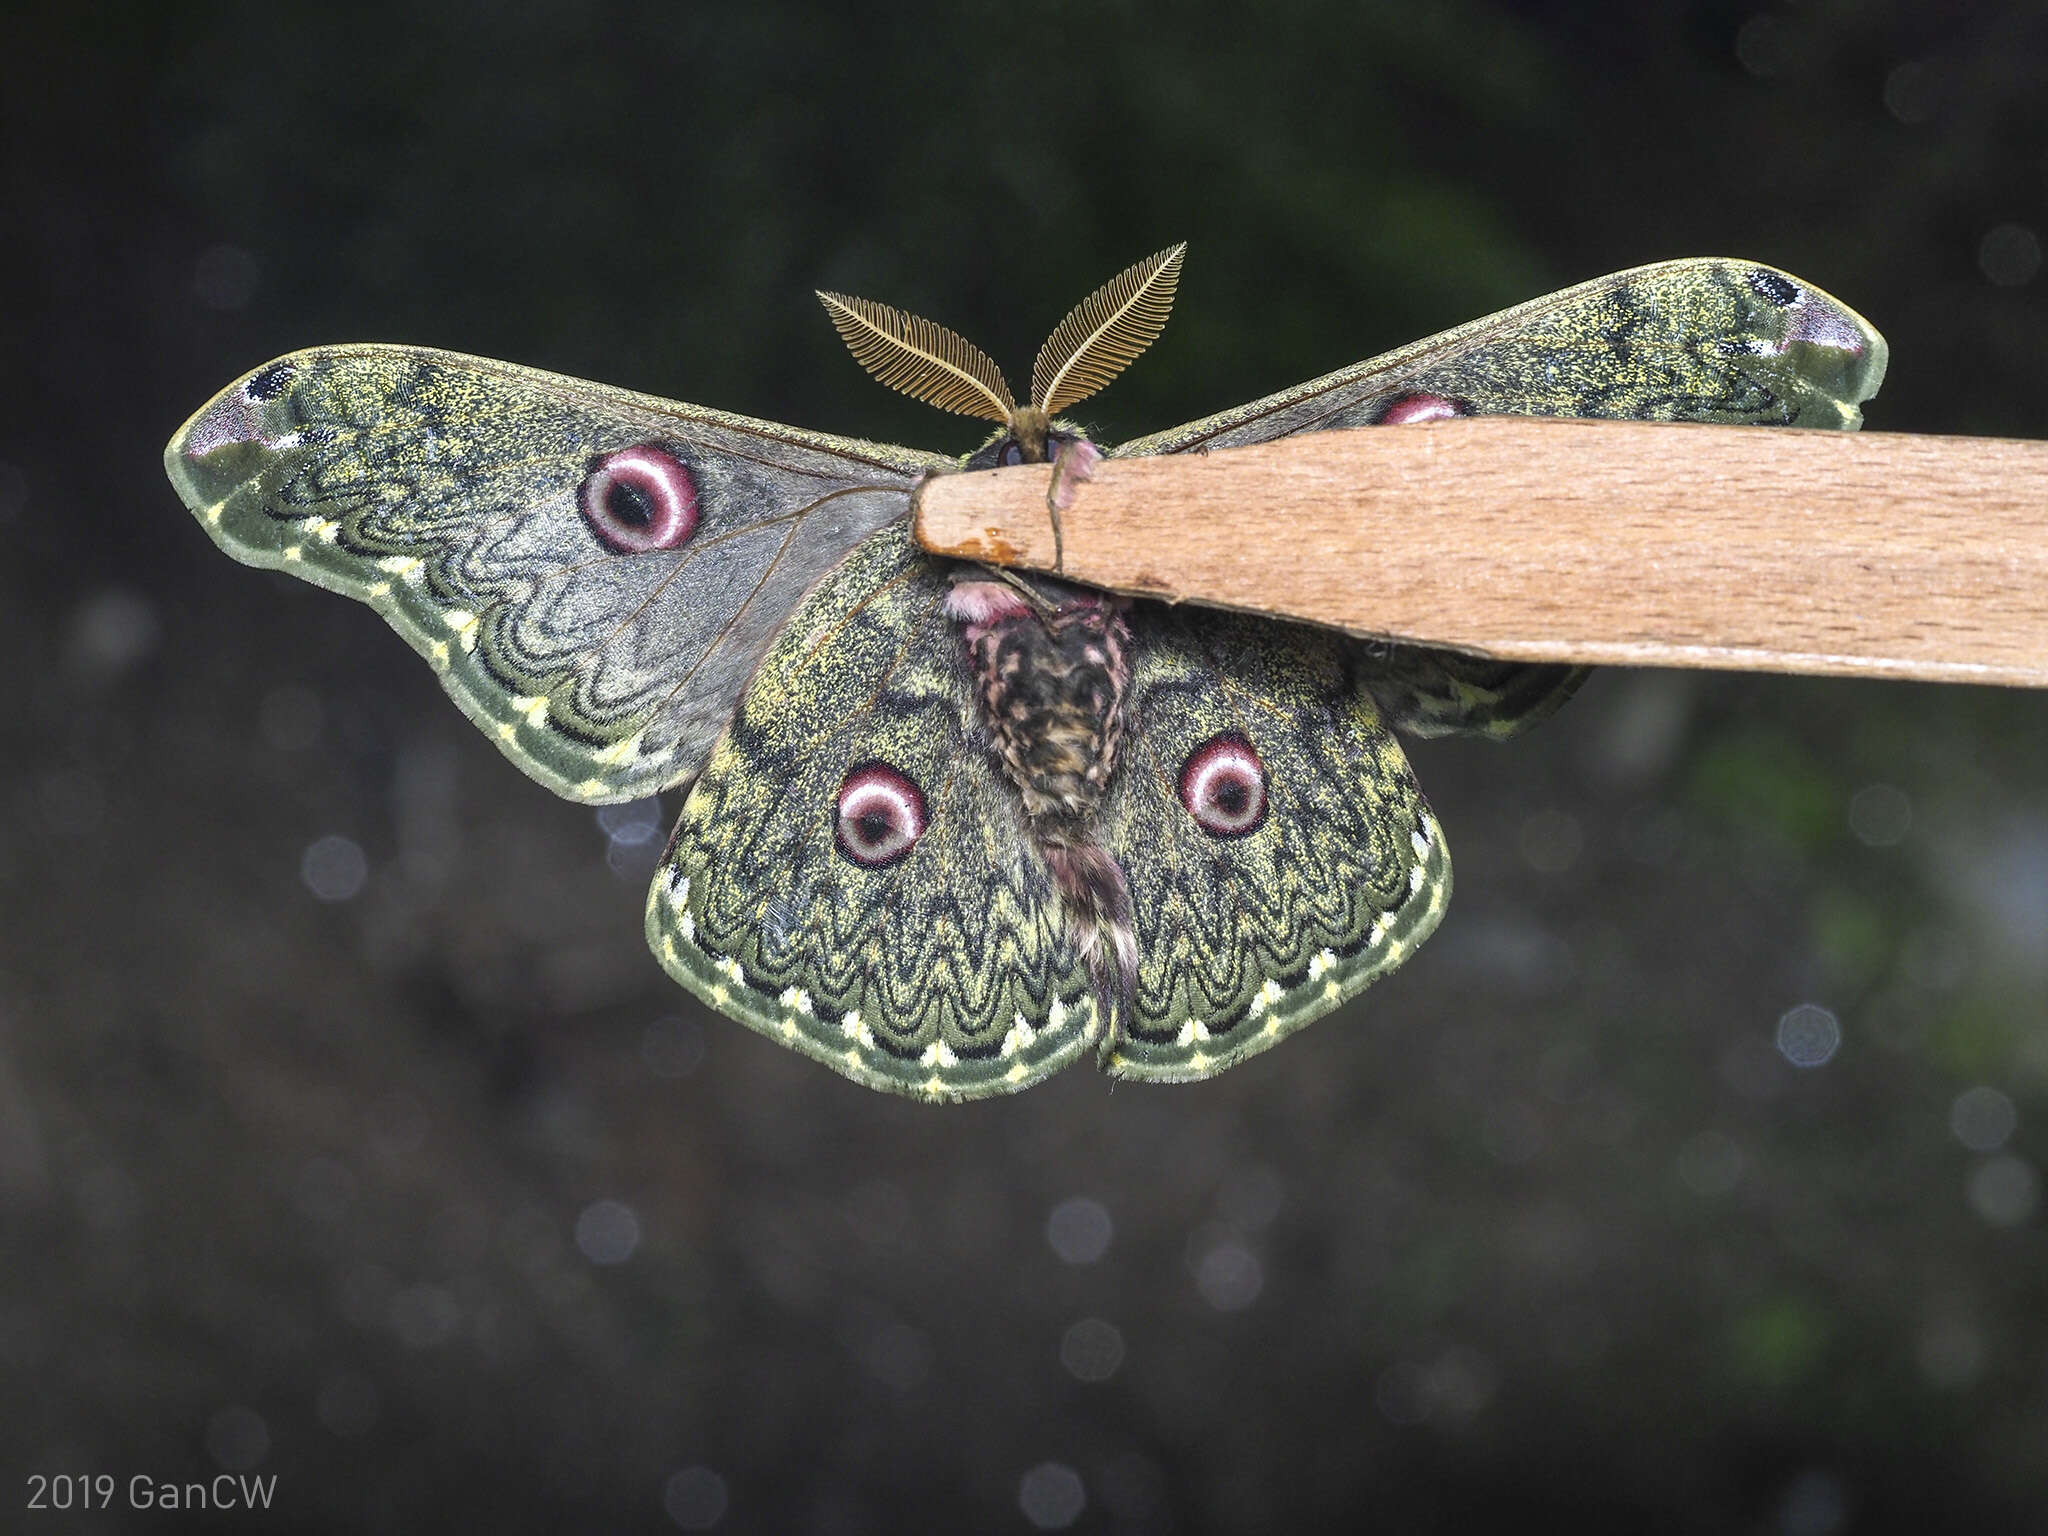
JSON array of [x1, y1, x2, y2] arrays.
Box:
[[1041, 834, 1137, 1045], [943, 573, 1142, 1049]]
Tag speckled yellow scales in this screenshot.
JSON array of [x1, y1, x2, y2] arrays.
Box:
[[1091, 608, 1453, 1082], [647, 525, 1102, 1100], [165, 254, 1885, 1100], [166, 348, 946, 803]]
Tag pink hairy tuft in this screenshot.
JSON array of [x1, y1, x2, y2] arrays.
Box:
[[1047, 438, 1104, 514], [944, 580, 1034, 629]]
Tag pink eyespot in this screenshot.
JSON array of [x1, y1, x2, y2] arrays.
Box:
[[578, 444, 699, 553], [834, 762, 928, 868], [1373, 392, 1472, 425], [1179, 732, 1267, 838]]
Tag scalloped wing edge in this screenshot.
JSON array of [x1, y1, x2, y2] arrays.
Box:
[[644, 864, 1100, 1101], [1102, 803, 1451, 1083]]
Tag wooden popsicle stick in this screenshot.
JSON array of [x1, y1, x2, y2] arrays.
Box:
[[911, 416, 2048, 688]]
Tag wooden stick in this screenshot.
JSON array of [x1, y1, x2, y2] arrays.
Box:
[[911, 417, 2048, 687]]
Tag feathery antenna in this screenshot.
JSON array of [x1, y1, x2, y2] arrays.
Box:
[[817, 292, 1017, 423], [1031, 244, 1186, 415]]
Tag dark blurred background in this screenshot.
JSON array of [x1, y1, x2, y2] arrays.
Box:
[[4, 2, 2046, 1531]]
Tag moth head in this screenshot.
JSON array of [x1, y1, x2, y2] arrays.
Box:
[[963, 407, 1091, 470], [817, 242, 1185, 463]]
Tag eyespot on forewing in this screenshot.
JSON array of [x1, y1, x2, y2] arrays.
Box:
[[578, 444, 699, 553]]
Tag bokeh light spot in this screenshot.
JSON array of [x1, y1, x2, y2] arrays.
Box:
[[1059, 1318, 1126, 1382], [1777, 1468, 1850, 1536], [204, 1405, 271, 1471], [1017, 1462, 1086, 1531], [1677, 1130, 1747, 1196], [1967, 1156, 2039, 1228], [606, 803, 665, 879], [1949, 1086, 2017, 1153], [1045, 1198, 1112, 1265], [1882, 60, 1937, 123], [1978, 223, 2042, 287], [576, 1199, 642, 1265], [1734, 12, 1793, 76], [663, 1466, 728, 1530], [66, 587, 160, 681], [597, 797, 664, 848], [1184, 1223, 1265, 1311], [1776, 1004, 1841, 1068], [301, 835, 368, 902]]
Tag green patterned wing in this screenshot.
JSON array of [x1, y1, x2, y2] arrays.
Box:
[[1114, 257, 1886, 451], [646, 523, 1098, 1101], [1113, 257, 1889, 739], [165, 347, 948, 802], [1351, 643, 1590, 742], [1097, 609, 1449, 1083]]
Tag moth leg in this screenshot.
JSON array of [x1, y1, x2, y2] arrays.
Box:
[[1044, 438, 1102, 573]]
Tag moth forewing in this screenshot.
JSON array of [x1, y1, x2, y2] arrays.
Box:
[[163, 344, 946, 804], [1110, 257, 1885, 456]]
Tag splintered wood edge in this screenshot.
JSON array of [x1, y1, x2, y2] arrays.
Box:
[[911, 417, 2048, 688]]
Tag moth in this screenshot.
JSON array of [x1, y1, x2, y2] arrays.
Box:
[[166, 249, 1886, 1100]]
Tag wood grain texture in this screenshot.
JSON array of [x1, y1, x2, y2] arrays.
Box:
[[912, 417, 2048, 687]]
